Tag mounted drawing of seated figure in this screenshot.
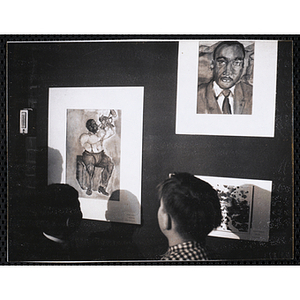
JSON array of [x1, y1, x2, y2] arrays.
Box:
[[77, 110, 117, 197]]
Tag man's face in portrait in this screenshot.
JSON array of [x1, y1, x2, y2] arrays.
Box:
[[212, 44, 245, 89]]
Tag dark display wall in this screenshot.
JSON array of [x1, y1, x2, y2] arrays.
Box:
[[7, 40, 293, 261]]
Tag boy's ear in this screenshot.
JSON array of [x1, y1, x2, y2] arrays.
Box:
[[162, 212, 172, 231], [210, 60, 215, 70]]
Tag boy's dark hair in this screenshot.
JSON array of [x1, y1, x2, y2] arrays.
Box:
[[157, 173, 221, 242], [36, 184, 82, 236]]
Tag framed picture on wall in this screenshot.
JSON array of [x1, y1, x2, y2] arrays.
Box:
[[176, 40, 278, 137], [48, 87, 144, 225], [197, 175, 272, 242]]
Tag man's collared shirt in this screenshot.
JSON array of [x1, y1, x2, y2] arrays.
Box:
[[161, 240, 208, 261], [213, 81, 235, 114]]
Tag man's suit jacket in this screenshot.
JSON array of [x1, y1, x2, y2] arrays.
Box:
[[197, 80, 253, 114]]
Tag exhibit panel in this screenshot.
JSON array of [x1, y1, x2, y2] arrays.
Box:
[[7, 39, 293, 262]]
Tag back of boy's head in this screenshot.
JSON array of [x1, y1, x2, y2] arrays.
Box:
[[36, 184, 83, 237], [157, 173, 221, 242]]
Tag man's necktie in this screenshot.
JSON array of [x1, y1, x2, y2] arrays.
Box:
[[222, 89, 232, 114]]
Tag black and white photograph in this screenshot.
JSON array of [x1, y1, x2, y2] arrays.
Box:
[[176, 40, 278, 137], [6, 39, 293, 263]]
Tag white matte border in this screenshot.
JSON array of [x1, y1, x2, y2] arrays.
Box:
[[48, 87, 144, 224], [176, 40, 278, 137]]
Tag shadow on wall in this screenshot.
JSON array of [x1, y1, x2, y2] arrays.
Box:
[[48, 147, 63, 184], [105, 189, 140, 224], [86, 189, 143, 260]]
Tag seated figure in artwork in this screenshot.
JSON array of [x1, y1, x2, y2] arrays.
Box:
[[79, 110, 117, 196]]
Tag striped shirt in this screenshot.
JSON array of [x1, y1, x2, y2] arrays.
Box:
[[161, 241, 208, 261]]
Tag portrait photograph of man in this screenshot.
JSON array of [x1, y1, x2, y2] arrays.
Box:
[[197, 41, 254, 115]]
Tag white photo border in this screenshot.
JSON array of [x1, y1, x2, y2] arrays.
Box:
[[48, 86, 144, 224], [176, 40, 278, 137]]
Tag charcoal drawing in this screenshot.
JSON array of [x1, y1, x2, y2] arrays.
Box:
[[197, 41, 254, 115], [66, 109, 121, 199]]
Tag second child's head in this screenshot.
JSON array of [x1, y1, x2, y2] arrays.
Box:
[[157, 173, 221, 243]]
